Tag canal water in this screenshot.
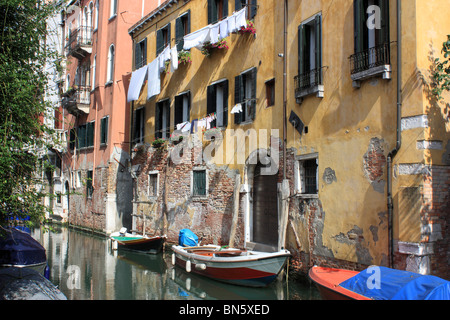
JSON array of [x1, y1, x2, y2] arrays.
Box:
[[31, 226, 321, 300]]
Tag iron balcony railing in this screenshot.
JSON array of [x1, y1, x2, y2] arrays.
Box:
[[62, 85, 90, 111], [65, 26, 93, 55], [294, 67, 324, 95], [349, 42, 391, 75], [76, 86, 91, 105]]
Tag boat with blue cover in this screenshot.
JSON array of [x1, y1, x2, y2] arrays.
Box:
[[309, 265, 450, 300]]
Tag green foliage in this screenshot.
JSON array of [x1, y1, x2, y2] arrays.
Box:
[[0, 0, 59, 226], [432, 35, 450, 100]]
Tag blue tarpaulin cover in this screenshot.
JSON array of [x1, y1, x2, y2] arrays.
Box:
[[0, 228, 46, 266], [339, 266, 450, 300], [178, 229, 198, 247]]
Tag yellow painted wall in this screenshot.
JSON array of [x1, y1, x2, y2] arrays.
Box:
[[130, 0, 449, 266]]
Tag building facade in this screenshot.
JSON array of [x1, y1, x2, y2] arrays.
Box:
[[55, 0, 159, 234], [126, 0, 449, 279]]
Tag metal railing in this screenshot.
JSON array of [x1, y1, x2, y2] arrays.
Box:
[[349, 42, 391, 75], [66, 26, 93, 53], [294, 67, 324, 95], [75, 86, 91, 105]]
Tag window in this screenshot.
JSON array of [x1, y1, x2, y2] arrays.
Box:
[[235, 68, 257, 124], [86, 170, 94, 198], [295, 154, 318, 196], [208, 0, 228, 24], [69, 128, 76, 150], [235, 0, 258, 19], [94, 0, 98, 30], [192, 169, 207, 196], [134, 38, 147, 70], [148, 172, 159, 197], [207, 80, 228, 128], [265, 78, 275, 107], [176, 11, 191, 51], [100, 116, 108, 145], [156, 23, 171, 55], [350, 0, 390, 85], [155, 99, 170, 139], [106, 44, 114, 84], [175, 92, 191, 128], [110, 0, 117, 18], [92, 54, 96, 90], [77, 121, 95, 149], [133, 107, 145, 144], [296, 14, 323, 102]]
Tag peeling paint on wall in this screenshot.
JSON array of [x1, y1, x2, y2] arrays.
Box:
[[363, 138, 387, 193]]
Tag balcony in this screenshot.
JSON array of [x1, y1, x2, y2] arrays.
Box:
[[66, 26, 93, 59], [294, 67, 325, 104], [349, 42, 391, 88], [61, 86, 90, 115]]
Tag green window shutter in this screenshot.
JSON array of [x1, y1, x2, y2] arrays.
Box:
[[298, 24, 306, 76], [207, 85, 216, 116], [87, 121, 94, 147], [234, 75, 243, 124], [250, 67, 257, 121], [223, 0, 229, 19], [156, 29, 163, 55], [315, 14, 322, 84], [222, 80, 228, 127], [174, 95, 183, 126], [164, 100, 170, 138], [235, 0, 243, 11], [142, 38, 147, 66], [353, 0, 366, 54], [175, 16, 184, 51], [208, 0, 217, 24], [155, 103, 162, 139], [167, 23, 171, 48], [135, 41, 141, 70], [377, 0, 390, 45], [193, 170, 206, 196], [100, 117, 108, 144], [250, 0, 257, 19]]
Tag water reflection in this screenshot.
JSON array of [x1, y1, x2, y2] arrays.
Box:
[[32, 226, 320, 300]]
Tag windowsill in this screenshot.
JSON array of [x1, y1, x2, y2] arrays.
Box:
[[105, 81, 113, 87], [192, 195, 208, 200], [295, 193, 319, 199], [295, 85, 324, 104], [108, 14, 117, 22], [351, 64, 391, 88]]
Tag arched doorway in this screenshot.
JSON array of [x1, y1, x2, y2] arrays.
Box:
[[252, 162, 278, 248]]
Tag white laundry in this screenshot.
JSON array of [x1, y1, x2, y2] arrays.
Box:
[[231, 103, 243, 114], [127, 64, 148, 102], [158, 45, 171, 73], [219, 18, 229, 40], [181, 122, 191, 133], [183, 25, 211, 50], [235, 7, 247, 30], [228, 13, 237, 33], [209, 22, 220, 44], [147, 57, 161, 100], [197, 118, 207, 129], [170, 46, 178, 72]]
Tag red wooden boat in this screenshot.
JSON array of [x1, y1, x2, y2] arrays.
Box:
[[308, 266, 371, 300]]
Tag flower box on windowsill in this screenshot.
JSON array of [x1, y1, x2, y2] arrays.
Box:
[[201, 39, 229, 57], [239, 20, 256, 35], [152, 138, 166, 149]]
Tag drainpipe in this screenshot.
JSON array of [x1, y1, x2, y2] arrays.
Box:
[[387, 0, 402, 269], [283, 0, 288, 180]]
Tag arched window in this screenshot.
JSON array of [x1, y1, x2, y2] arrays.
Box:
[[106, 44, 115, 83], [92, 55, 96, 91], [94, 0, 99, 30], [110, 0, 117, 18]]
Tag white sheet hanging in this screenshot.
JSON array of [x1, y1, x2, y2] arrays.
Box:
[[170, 46, 179, 72], [231, 103, 243, 114], [158, 45, 171, 73], [183, 25, 211, 50], [127, 64, 148, 103], [210, 22, 220, 44], [219, 18, 229, 40], [235, 7, 247, 30], [147, 57, 161, 100]]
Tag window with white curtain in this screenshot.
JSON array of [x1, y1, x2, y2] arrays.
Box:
[[106, 44, 114, 84], [92, 54, 96, 90], [110, 0, 117, 18], [94, 0, 98, 30]]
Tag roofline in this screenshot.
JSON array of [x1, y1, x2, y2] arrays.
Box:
[[128, 0, 185, 36]]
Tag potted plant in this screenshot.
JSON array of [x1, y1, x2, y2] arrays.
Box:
[[178, 50, 192, 65], [170, 132, 185, 145], [152, 138, 166, 149], [239, 20, 256, 35], [201, 39, 229, 57]]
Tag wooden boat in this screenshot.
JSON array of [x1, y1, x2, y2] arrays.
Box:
[[309, 266, 450, 300], [110, 229, 166, 254], [171, 245, 291, 287]]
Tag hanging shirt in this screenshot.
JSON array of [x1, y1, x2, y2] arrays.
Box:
[[235, 7, 247, 31], [170, 46, 179, 72], [219, 18, 229, 40], [210, 22, 220, 44]]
